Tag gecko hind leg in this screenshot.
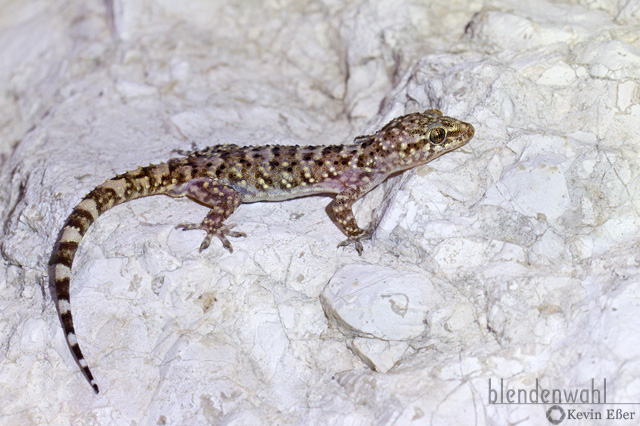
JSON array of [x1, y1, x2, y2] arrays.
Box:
[[170, 179, 246, 252]]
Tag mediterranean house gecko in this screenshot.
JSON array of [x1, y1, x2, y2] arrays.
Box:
[[49, 109, 475, 393]]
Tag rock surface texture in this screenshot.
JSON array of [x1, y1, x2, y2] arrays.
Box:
[[0, 1, 638, 425]]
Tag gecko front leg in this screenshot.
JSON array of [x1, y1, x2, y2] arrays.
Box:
[[331, 176, 383, 255], [169, 178, 246, 252]]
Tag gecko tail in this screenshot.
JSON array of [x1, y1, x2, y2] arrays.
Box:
[[50, 201, 104, 394], [49, 163, 173, 393]]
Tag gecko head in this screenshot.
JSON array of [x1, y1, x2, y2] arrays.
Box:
[[374, 109, 474, 171], [419, 109, 475, 154]]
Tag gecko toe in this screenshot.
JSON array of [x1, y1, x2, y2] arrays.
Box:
[[176, 222, 199, 231], [228, 231, 247, 238], [337, 226, 374, 255], [199, 234, 213, 252], [337, 237, 364, 255], [220, 236, 234, 253]]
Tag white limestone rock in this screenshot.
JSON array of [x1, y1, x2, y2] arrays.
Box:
[[1, 0, 639, 425]]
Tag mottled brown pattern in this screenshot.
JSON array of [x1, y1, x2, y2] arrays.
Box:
[[65, 210, 93, 236], [50, 109, 474, 393]]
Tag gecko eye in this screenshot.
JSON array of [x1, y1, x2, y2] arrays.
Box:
[[428, 127, 447, 144]]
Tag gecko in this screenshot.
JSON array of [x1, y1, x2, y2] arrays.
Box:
[[49, 109, 475, 393]]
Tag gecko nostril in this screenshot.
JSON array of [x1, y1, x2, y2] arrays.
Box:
[[467, 124, 475, 138]]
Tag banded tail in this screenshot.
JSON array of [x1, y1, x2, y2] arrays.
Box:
[[50, 161, 179, 393]]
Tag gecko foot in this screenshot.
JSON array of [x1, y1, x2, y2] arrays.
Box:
[[176, 222, 246, 253], [337, 227, 374, 256], [173, 142, 199, 156]]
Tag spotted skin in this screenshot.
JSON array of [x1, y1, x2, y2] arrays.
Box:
[[49, 109, 474, 393]]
